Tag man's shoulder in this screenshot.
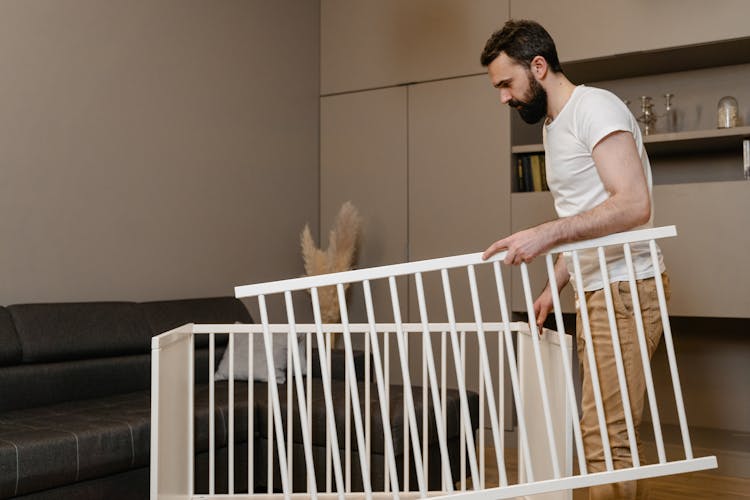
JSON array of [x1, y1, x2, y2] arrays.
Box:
[[576, 86, 622, 106]]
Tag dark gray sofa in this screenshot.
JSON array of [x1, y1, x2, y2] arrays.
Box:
[[0, 297, 479, 499]]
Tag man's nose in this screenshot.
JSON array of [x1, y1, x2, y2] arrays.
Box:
[[499, 89, 512, 104]]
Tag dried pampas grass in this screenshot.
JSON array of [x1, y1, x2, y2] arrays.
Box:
[[300, 202, 362, 342]]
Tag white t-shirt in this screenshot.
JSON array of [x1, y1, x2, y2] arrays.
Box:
[[543, 85, 664, 291]]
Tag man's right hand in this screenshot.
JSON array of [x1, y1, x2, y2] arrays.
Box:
[[533, 286, 554, 330]]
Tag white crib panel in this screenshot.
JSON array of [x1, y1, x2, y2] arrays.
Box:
[[151, 226, 718, 500]]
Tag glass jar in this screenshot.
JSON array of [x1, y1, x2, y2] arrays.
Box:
[[717, 96, 739, 128]]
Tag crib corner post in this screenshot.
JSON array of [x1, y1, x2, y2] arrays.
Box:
[[151, 324, 195, 500]]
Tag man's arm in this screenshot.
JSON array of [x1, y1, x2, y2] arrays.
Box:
[[483, 130, 651, 265], [533, 254, 570, 328]]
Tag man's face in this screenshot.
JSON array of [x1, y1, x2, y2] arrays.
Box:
[[487, 53, 548, 124]]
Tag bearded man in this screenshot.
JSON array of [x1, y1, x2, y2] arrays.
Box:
[[480, 19, 670, 500]]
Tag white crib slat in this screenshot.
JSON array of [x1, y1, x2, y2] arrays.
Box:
[[258, 295, 291, 496], [460, 330, 467, 491], [345, 329, 351, 493], [209, 332, 215, 494], [497, 324, 504, 461], [268, 371, 273, 494], [422, 330, 428, 486], [287, 327, 293, 488], [388, 276, 427, 495], [467, 265, 507, 486], [337, 283, 373, 496], [268, 370, 273, 494], [326, 329, 333, 493], [248, 330, 254, 493], [311, 288, 346, 500], [623, 244, 666, 464], [406, 319, 412, 491], [362, 280, 401, 498], [544, 254, 587, 475], [440, 270, 480, 490], [308, 330, 313, 485], [414, 272, 455, 491], [228, 332, 235, 494], [189, 334, 195, 496], [441, 331, 448, 492], [284, 291, 319, 499], [479, 353, 485, 489], [365, 326, 372, 482], [492, 262, 533, 483], [571, 251, 614, 472], [384, 330, 391, 494], [649, 240, 693, 460], [597, 247, 640, 467]]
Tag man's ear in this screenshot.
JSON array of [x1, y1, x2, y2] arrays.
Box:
[[530, 55, 548, 79]]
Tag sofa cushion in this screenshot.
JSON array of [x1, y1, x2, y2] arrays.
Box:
[[139, 297, 252, 349], [0, 392, 151, 497], [0, 384, 258, 499], [8, 303, 149, 363], [0, 308, 21, 366]]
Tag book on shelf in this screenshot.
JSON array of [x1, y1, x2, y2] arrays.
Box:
[[516, 156, 526, 192], [515, 153, 548, 192]]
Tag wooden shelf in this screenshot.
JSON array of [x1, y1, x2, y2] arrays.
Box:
[[643, 125, 750, 155], [511, 125, 750, 156]]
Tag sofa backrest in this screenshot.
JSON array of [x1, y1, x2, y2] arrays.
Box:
[[138, 296, 251, 349], [0, 297, 252, 413], [9, 302, 149, 363]]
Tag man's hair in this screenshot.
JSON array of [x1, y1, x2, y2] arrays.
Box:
[[480, 19, 563, 73]]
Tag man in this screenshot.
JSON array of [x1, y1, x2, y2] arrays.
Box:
[[479, 20, 669, 500]]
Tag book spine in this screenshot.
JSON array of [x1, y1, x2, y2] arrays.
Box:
[[521, 155, 533, 192], [530, 154, 543, 191], [517, 156, 526, 192]]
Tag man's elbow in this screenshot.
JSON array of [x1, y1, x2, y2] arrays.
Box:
[[631, 197, 651, 227]]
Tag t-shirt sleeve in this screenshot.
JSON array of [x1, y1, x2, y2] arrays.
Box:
[[575, 90, 633, 152]]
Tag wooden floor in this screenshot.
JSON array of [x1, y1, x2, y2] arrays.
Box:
[[475, 446, 750, 499]]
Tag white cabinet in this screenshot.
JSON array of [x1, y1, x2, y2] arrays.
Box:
[[510, 0, 750, 63], [407, 74, 511, 324], [322, 0, 509, 94], [654, 181, 750, 318], [320, 87, 409, 323]]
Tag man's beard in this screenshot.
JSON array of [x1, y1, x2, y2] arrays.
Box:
[[509, 73, 548, 124]]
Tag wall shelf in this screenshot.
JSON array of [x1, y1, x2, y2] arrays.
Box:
[[510, 125, 750, 156]]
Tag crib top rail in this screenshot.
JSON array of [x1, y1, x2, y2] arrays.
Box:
[[234, 226, 676, 299]]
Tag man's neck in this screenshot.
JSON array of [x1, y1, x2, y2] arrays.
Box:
[[545, 74, 577, 122]]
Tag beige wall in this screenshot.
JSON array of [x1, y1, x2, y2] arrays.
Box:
[[0, 0, 320, 305]]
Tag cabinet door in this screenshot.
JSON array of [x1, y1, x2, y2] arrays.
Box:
[[322, 0, 509, 94], [408, 74, 511, 318], [654, 181, 750, 318], [510, 0, 750, 63], [321, 88, 408, 324], [408, 74, 512, 427]]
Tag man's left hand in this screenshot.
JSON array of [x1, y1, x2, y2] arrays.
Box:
[[482, 222, 557, 265]]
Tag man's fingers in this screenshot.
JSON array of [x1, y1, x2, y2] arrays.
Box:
[[482, 239, 507, 260], [536, 308, 549, 328]]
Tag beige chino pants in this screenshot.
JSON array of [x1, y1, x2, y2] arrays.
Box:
[[576, 274, 670, 500]]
